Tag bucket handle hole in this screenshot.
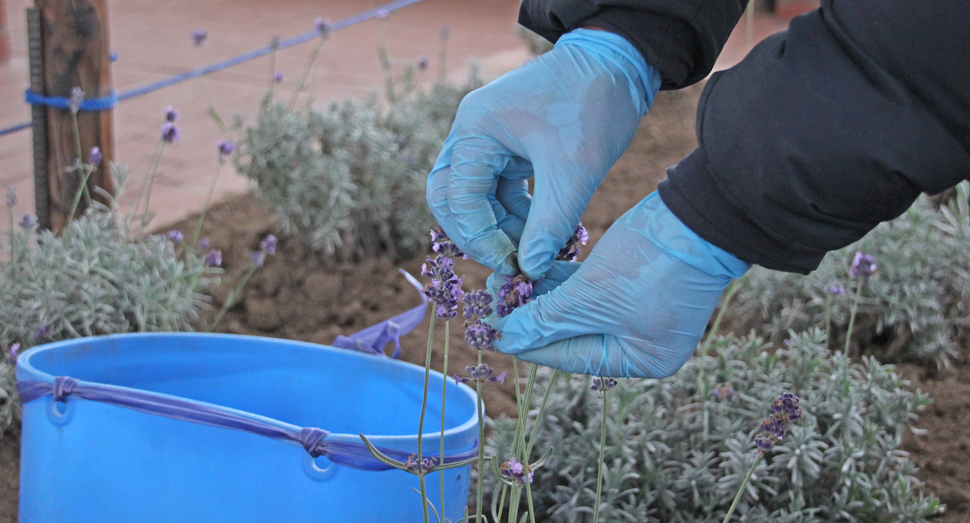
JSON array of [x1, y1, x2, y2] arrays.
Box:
[[47, 396, 75, 425], [303, 454, 336, 481]]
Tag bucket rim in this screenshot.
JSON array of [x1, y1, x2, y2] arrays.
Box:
[[16, 332, 481, 449]]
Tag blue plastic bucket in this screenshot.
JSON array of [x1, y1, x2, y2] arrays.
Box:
[[16, 333, 479, 522]]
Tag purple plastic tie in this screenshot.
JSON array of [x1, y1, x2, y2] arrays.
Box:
[[15, 377, 477, 471], [298, 427, 330, 458], [52, 376, 78, 402], [333, 269, 426, 358]]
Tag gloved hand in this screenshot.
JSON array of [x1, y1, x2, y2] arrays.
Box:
[[489, 193, 751, 378], [427, 28, 662, 279]]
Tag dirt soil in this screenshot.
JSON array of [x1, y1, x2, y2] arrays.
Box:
[[2, 83, 966, 521]]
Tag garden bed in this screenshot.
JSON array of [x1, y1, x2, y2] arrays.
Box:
[[1, 84, 967, 521]]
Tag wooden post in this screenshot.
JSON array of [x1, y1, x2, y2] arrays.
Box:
[[35, 0, 114, 232], [0, 0, 12, 63]]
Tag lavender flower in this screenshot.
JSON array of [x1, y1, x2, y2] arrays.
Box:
[[422, 255, 464, 318], [18, 215, 36, 229], [465, 320, 500, 351], [88, 147, 102, 167], [315, 17, 332, 36], [217, 139, 236, 163], [269, 35, 280, 50], [5, 187, 15, 207], [259, 234, 277, 255], [500, 457, 533, 484], [33, 325, 50, 341], [416, 56, 429, 71], [250, 252, 266, 266], [9, 343, 19, 364], [497, 274, 534, 317], [167, 230, 184, 245], [405, 454, 437, 474], [591, 377, 618, 391], [713, 383, 736, 403], [557, 222, 589, 261], [69, 87, 85, 114], [850, 252, 877, 278], [375, 8, 389, 19], [454, 363, 505, 385], [204, 250, 222, 267], [462, 290, 494, 322], [754, 392, 802, 452], [430, 226, 466, 259], [824, 280, 845, 296], [273, 71, 285, 83], [161, 122, 181, 143], [198, 237, 210, 251], [191, 29, 208, 48], [164, 106, 179, 123]]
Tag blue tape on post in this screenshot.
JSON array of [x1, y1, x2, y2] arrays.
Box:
[[24, 89, 119, 111]]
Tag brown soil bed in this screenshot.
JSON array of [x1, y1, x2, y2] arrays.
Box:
[[2, 83, 966, 521]]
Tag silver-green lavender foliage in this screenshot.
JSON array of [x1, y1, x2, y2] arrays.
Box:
[[0, 166, 216, 436], [487, 330, 940, 522], [235, 71, 483, 260], [730, 183, 970, 368]]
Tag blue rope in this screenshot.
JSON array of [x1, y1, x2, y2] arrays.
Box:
[[24, 89, 119, 111], [0, 0, 427, 137]]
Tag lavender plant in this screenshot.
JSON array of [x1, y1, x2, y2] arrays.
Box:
[[235, 67, 482, 260], [486, 330, 940, 522], [0, 170, 218, 436], [730, 185, 970, 368]]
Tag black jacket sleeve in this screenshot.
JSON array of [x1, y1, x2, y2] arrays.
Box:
[[518, 0, 746, 89], [658, 0, 970, 273]]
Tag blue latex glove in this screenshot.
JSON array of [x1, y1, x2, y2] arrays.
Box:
[[427, 28, 662, 279], [489, 193, 751, 378]]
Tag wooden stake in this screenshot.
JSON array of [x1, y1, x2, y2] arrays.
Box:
[[35, 0, 114, 232]]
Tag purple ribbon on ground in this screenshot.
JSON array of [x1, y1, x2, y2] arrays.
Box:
[[16, 376, 476, 471], [332, 269, 427, 359]]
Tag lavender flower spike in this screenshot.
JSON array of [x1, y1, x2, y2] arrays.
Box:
[[9, 343, 19, 364], [161, 122, 181, 143], [167, 230, 184, 246], [273, 71, 285, 83], [164, 106, 179, 123], [5, 186, 15, 208], [88, 147, 102, 167], [191, 29, 208, 48], [824, 280, 845, 296], [259, 234, 277, 255], [465, 320, 500, 351], [454, 364, 505, 385], [591, 377, 618, 391], [416, 56, 429, 71], [69, 87, 85, 114], [557, 221, 589, 262], [754, 392, 802, 453], [500, 457, 533, 484], [217, 139, 236, 163], [850, 252, 877, 278], [204, 250, 223, 268], [315, 17, 332, 36], [430, 225, 466, 259], [18, 215, 36, 229], [462, 290, 493, 322], [497, 274, 534, 317]]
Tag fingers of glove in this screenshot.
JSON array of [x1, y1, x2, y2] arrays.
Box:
[[510, 334, 695, 379], [427, 136, 519, 274], [515, 165, 598, 281], [496, 176, 532, 222]]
